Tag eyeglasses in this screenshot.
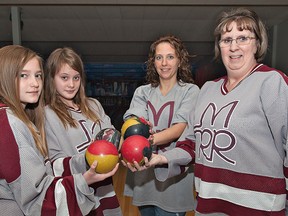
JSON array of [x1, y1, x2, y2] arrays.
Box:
[[219, 36, 256, 48]]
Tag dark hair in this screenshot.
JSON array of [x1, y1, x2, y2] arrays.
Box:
[[214, 7, 268, 62], [146, 35, 194, 87]]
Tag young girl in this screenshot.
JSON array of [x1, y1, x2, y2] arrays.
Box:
[[0, 45, 118, 216], [44, 47, 122, 216]]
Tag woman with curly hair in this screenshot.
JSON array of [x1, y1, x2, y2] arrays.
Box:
[[122, 35, 199, 216]]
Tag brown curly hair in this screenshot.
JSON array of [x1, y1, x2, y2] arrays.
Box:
[[146, 35, 194, 87]]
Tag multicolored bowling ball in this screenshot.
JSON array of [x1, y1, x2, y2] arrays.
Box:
[[121, 116, 150, 139], [85, 140, 119, 174], [120, 135, 152, 165], [95, 128, 121, 150]]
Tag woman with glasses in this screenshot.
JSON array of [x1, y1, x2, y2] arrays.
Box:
[[190, 7, 288, 215]]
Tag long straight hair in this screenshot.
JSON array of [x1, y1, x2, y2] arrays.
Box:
[[0, 45, 47, 157], [44, 47, 100, 128]]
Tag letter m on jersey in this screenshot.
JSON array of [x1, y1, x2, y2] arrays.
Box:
[[194, 101, 239, 165]]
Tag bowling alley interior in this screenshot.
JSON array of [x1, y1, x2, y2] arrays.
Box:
[[1, 1, 288, 215]]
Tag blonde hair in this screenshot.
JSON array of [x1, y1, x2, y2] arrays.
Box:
[[44, 47, 100, 128], [0, 45, 47, 157], [214, 7, 268, 62]]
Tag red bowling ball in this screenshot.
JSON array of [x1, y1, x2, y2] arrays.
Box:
[[85, 140, 119, 174], [120, 135, 151, 165]]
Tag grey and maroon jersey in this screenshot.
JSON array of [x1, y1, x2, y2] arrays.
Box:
[[0, 104, 96, 216], [194, 64, 288, 215], [123, 82, 199, 213], [45, 98, 122, 216]]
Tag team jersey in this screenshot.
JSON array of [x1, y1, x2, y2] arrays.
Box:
[[123, 81, 199, 212], [0, 104, 97, 216], [193, 64, 288, 215], [45, 98, 122, 216]]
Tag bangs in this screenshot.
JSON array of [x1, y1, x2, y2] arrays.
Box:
[[222, 17, 254, 34]]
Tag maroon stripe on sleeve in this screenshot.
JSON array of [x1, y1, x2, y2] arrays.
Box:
[[42, 176, 82, 216], [176, 138, 195, 161], [61, 176, 82, 215], [95, 195, 120, 215], [0, 109, 21, 182], [88, 177, 120, 215], [62, 157, 72, 176], [41, 177, 60, 216]]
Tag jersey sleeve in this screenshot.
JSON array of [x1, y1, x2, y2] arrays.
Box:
[[123, 85, 150, 120], [261, 72, 288, 200]]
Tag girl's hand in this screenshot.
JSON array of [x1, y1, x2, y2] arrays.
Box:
[[83, 160, 119, 185]]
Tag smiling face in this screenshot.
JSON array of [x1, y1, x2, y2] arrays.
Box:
[[19, 57, 43, 106], [154, 42, 180, 82], [220, 21, 258, 75], [54, 63, 81, 106]]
